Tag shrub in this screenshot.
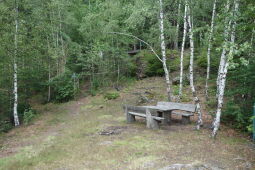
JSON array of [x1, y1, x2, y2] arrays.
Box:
[[132, 50, 185, 78], [55, 83, 75, 102], [172, 85, 179, 96], [196, 49, 219, 71], [0, 120, 12, 133], [104, 92, 120, 100], [18, 102, 31, 121], [23, 109, 36, 125], [51, 70, 77, 102]]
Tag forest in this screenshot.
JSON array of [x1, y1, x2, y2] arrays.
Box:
[[0, 0, 255, 168]]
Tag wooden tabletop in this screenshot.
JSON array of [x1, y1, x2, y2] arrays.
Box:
[[141, 105, 173, 111]]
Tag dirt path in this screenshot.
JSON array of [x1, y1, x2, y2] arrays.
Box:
[[0, 77, 254, 170]]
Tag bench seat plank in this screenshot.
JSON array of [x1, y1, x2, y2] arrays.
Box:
[[128, 112, 164, 121]]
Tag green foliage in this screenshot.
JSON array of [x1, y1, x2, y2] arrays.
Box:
[[144, 51, 164, 76], [247, 116, 254, 133], [132, 50, 185, 78], [222, 58, 255, 132], [0, 120, 12, 133], [167, 50, 189, 72], [18, 102, 31, 121], [172, 85, 179, 96], [196, 48, 219, 71], [51, 71, 76, 103], [104, 92, 120, 100], [23, 109, 36, 125]]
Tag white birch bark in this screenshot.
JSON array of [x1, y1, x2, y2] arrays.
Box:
[[187, 4, 203, 129], [174, 1, 181, 50], [212, 0, 239, 137], [159, 0, 172, 101], [216, 0, 231, 98], [205, 0, 217, 100], [13, 0, 20, 126], [179, 1, 188, 98]]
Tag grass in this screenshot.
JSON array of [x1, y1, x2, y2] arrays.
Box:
[[0, 77, 254, 170]]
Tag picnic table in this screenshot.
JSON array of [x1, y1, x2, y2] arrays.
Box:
[[123, 102, 197, 129]]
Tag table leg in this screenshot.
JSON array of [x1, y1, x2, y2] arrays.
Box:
[[162, 111, 171, 125], [162, 111, 172, 125]]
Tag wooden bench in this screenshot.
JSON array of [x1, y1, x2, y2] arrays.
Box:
[[157, 102, 196, 124], [123, 105, 164, 129]]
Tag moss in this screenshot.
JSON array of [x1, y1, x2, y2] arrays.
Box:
[[104, 92, 120, 100]]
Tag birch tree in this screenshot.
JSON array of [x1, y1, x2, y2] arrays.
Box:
[[178, 1, 188, 98], [13, 0, 20, 126], [159, 0, 172, 101], [212, 0, 239, 137], [216, 1, 231, 98], [205, 0, 217, 100], [187, 2, 203, 130]]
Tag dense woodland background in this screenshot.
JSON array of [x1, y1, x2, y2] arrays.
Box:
[[0, 0, 254, 136]]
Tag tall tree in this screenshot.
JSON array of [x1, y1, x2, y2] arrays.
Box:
[[13, 0, 20, 126], [178, 1, 188, 98], [205, 0, 217, 100], [216, 0, 231, 99], [212, 0, 239, 137], [187, 2, 203, 130], [159, 0, 172, 101]]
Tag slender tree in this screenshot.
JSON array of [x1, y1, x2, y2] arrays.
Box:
[[178, 1, 188, 98], [205, 0, 217, 100], [13, 0, 20, 126], [212, 0, 239, 137], [159, 0, 172, 101], [187, 2, 203, 130], [216, 0, 231, 98]]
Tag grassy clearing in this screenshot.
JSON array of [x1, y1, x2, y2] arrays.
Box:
[[0, 77, 254, 170]]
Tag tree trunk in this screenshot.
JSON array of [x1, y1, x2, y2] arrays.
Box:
[[212, 62, 229, 137], [212, 0, 239, 138], [174, 1, 181, 50], [46, 37, 51, 102], [159, 0, 172, 101], [48, 63, 51, 102], [187, 4, 203, 130], [216, 0, 231, 98], [179, 1, 188, 98], [13, 0, 20, 126], [205, 0, 217, 100], [58, 4, 66, 74]]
